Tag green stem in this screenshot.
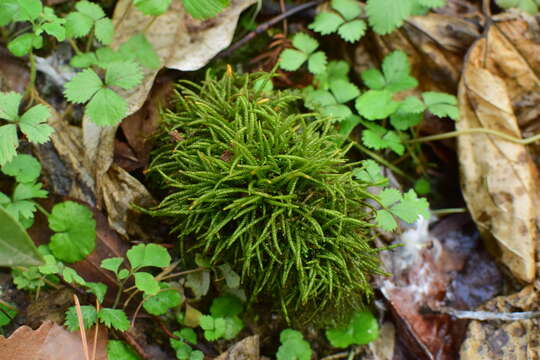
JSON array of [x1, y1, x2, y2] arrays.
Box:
[[35, 203, 51, 218], [68, 38, 83, 55], [407, 128, 540, 145], [348, 139, 415, 182], [85, 30, 94, 53], [431, 208, 467, 215]]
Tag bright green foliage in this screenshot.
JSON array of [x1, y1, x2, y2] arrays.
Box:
[[170, 329, 203, 360], [305, 79, 360, 122], [145, 71, 386, 321], [143, 284, 183, 315], [101, 257, 124, 275], [361, 51, 418, 93], [361, 123, 404, 155], [0, 0, 42, 25], [63, 62, 143, 126], [366, 0, 446, 35], [134, 272, 160, 295], [0, 180, 48, 228], [376, 188, 430, 231], [276, 329, 312, 360], [65, 1, 113, 45], [279, 33, 327, 74], [199, 315, 226, 341], [115, 34, 161, 69], [98, 308, 130, 331], [0, 302, 17, 328], [2, 154, 41, 183], [356, 90, 398, 120], [496, 0, 540, 14], [353, 160, 388, 185], [134, 0, 173, 16], [325, 311, 379, 348], [0, 92, 54, 166], [0, 206, 44, 267], [48, 201, 96, 263], [107, 340, 141, 360], [127, 243, 171, 269], [182, 0, 230, 19], [210, 295, 243, 318], [64, 305, 97, 331], [422, 91, 459, 120], [309, 0, 366, 42]]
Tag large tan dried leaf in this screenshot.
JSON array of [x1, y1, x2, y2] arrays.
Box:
[[215, 336, 260, 360], [0, 321, 107, 360], [457, 20, 539, 282]]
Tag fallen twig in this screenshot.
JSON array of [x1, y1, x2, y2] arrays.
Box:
[[433, 306, 540, 321]]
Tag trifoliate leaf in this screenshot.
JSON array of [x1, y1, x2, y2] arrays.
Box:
[[134, 0, 173, 15], [355, 90, 399, 120], [304, 89, 337, 109], [279, 49, 308, 71], [390, 189, 430, 223], [101, 257, 124, 275], [292, 32, 319, 54], [8, 33, 36, 57], [12, 0, 42, 22], [338, 19, 366, 42], [86, 282, 107, 303], [65, 305, 97, 331], [62, 267, 86, 285], [174, 328, 198, 345], [0, 126, 19, 168], [366, 0, 411, 35], [362, 124, 404, 155], [134, 271, 160, 295], [38, 254, 60, 275], [48, 201, 96, 263], [330, 79, 360, 103], [0, 92, 22, 121], [399, 96, 426, 114], [277, 329, 312, 360], [210, 295, 243, 318], [361, 68, 386, 90], [1, 154, 41, 183], [76, 0, 105, 20], [143, 285, 183, 315], [322, 104, 352, 122], [315, 60, 350, 89], [200, 315, 226, 341], [98, 308, 130, 331], [326, 311, 379, 347], [422, 91, 459, 119], [107, 340, 140, 360], [43, 20, 66, 41], [85, 88, 128, 126], [307, 51, 327, 75], [118, 34, 161, 69], [65, 12, 94, 38], [353, 160, 387, 184], [309, 12, 344, 35], [378, 188, 402, 207], [94, 17, 114, 45], [382, 51, 418, 92], [182, 0, 230, 20], [13, 182, 47, 201], [19, 105, 54, 144], [390, 112, 422, 130], [64, 69, 103, 104], [375, 209, 398, 231], [332, 0, 362, 21], [127, 243, 171, 269], [105, 61, 143, 90]]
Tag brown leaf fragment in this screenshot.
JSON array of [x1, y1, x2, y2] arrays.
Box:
[[215, 335, 260, 360], [457, 22, 539, 282], [0, 321, 108, 360]]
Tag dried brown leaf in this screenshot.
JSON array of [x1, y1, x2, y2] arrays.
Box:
[[215, 336, 260, 360]]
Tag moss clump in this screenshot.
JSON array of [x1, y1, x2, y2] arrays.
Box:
[[146, 70, 384, 322]]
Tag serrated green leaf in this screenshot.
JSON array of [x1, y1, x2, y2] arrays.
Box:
[[8, 33, 36, 57], [65, 305, 97, 331], [105, 61, 143, 90], [2, 154, 41, 183], [65, 12, 94, 38], [143, 285, 183, 315], [362, 125, 404, 155], [390, 189, 430, 223], [12, 0, 42, 22], [119, 34, 161, 69], [422, 91, 459, 119], [0, 125, 19, 166], [12, 182, 47, 201], [200, 315, 226, 341], [62, 267, 87, 285], [222, 316, 244, 340], [85, 88, 128, 126], [70, 52, 98, 68], [127, 243, 171, 269], [355, 90, 398, 120], [107, 340, 140, 360], [19, 104, 54, 144], [322, 104, 352, 122], [382, 51, 418, 92], [42, 20, 66, 42], [304, 90, 336, 109], [0, 92, 22, 121], [0, 206, 44, 266], [307, 51, 327, 74], [277, 329, 312, 360], [86, 282, 107, 303], [361, 68, 386, 90], [338, 19, 366, 42], [332, 0, 362, 21], [309, 12, 344, 35], [182, 0, 230, 20], [76, 1, 105, 20], [99, 308, 130, 331], [101, 257, 124, 275], [330, 79, 360, 103], [292, 33, 319, 54], [279, 49, 308, 71], [390, 112, 422, 130], [95, 17, 114, 45], [64, 69, 103, 104], [210, 295, 243, 318], [134, 271, 160, 295], [134, 0, 173, 15], [48, 201, 96, 263], [378, 188, 402, 207], [366, 0, 411, 35], [376, 208, 398, 230], [353, 160, 387, 184]]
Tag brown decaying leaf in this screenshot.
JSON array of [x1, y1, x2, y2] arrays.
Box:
[[457, 18, 540, 283], [0, 321, 107, 360], [460, 286, 540, 359], [0, 48, 29, 93], [215, 335, 260, 360]]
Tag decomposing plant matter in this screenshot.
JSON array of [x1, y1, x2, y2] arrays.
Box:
[[145, 69, 386, 322]]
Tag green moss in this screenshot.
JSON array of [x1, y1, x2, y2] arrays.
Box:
[[145, 70, 385, 323]]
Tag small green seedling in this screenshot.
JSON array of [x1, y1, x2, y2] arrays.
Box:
[[276, 329, 312, 360], [325, 310, 379, 348], [279, 33, 327, 74], [309, 0, 366, 42]]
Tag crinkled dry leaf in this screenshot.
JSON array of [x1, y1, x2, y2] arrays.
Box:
[[457, 20, 539, 282], [460, 286, 540, 359], [0, 321, 107, 360], [215, 335, 260, 360]]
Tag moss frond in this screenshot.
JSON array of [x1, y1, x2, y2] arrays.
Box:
[[145, 70, 385, 323]]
